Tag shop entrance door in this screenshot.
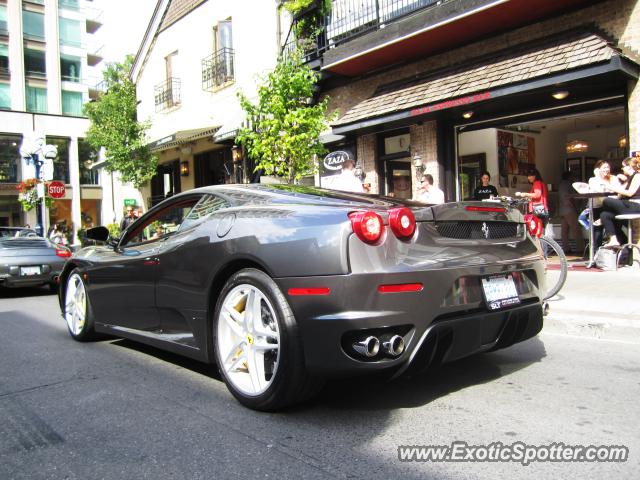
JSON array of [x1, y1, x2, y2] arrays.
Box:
[[384, 160, 413, 199]]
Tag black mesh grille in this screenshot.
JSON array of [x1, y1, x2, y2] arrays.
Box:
[[435, 221, 519, 240]]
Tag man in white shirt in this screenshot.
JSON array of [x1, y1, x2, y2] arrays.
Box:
[[417, 174, 445, 204], [331, 159, 364, 193]]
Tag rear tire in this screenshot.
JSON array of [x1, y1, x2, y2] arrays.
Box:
[[64, 270, 97, 341], [213, 268, 323, 411], [540, 235, 567, 300]]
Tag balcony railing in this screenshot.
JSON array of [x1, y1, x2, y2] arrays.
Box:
[[154, 77, 181, 112], [285, 0, 443, 60], [201, 48, 235, 91]]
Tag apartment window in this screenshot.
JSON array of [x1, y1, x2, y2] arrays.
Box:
[[0, 134, 21, 183], [26, 86, 47, 113], [61, 55, 81, 82], [59, 17, 81, 47], [24, 49, 46, 78], [59, 0, 80, 11], [0, 44, 8, 75], [203, 20, 234, 90], [0, 5, 8, 35], [0, 83, 10, 109], [23, 10, 45, 40], [213, 20, 233, 53], [79, 139, 99, 185], [61, 90, 83, 116], [46, 137, 70, 184]]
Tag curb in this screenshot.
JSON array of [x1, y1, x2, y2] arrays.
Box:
[[542, 310, 640, 343]]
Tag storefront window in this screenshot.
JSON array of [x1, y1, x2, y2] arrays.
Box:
[[46, 137, 70, 183], [23, 10, 45, 41], [0, 134, 21, 183], [26, 86, 47, 113], [59, 17, 82, 47], [62, 90, 84, 116], [61, 55, 81, 82], [49, 199, 72, 240], [78, 139, 99, 184], [80, 199, 100, 229]]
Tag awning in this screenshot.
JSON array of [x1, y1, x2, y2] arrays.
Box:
[[149, 126, 221, 151], [333, 31, 637, 133]]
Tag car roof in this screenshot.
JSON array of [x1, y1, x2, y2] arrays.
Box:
[[171, 183, 425, 209]]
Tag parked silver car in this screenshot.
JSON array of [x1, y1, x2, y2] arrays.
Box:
[[0, 227, 37, 238], [0, 237, 71, 290]]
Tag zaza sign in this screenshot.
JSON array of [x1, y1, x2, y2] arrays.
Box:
[[47, 181, 66, 199], [323, 151, 350, 171]]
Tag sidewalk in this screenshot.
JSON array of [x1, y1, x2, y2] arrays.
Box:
[[543, 259, 640, 342]]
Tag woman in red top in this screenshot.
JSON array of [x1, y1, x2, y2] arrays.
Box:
[[516, 168, 549, 226]]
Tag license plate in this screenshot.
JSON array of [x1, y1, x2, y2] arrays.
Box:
[[20, 266, 41, 276], [482, 274, 520, 310]]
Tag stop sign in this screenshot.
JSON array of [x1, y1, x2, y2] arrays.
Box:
[[48, 181, 66, 199]]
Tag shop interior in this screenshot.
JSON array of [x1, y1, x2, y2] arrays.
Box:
[[457, 106, 627, 216]]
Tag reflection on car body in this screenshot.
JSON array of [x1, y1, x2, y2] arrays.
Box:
[[58, 184, 545, 411]]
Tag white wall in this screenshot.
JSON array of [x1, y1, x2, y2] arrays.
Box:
[[136, 1, 281, 143]]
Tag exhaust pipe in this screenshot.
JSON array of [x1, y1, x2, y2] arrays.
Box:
[[382, 335, 405, 357], [353, 336, 380, 357]]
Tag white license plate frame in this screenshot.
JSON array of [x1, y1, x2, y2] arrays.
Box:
[[20, 266, 41, 276], [481, 274, 520, 311]]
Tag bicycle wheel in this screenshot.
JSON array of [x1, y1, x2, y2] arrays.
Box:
[[539, 235, 567, 300]]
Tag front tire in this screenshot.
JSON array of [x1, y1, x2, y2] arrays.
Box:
[[213, 268, 322, 411], [64, 270, 97, 341]]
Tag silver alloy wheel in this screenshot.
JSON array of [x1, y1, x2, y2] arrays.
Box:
[[65, 273, 87, 336], [217, 284, 280, 396]]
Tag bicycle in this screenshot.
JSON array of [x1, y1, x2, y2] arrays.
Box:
[[497, 196, 568, 300]]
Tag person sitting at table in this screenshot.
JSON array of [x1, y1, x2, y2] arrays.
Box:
[[600, 157, 640, 248]]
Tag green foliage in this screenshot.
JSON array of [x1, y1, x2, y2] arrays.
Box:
[[83, 56, 157, 189], [106, 223, 121, 239], [281, 0, 332, 45], [236, 49, 333, 184]]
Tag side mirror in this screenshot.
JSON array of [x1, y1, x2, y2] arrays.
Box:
[[85, 226, 110, 242]]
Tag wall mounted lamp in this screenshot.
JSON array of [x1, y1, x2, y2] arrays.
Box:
[[180, 161, 189, 176]]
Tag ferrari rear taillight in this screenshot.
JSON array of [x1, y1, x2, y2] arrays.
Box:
[[349, 210, 383, 244], [388, 207, 416, 240], [56, 248, 71, 258], [524, 214, 543, 238]]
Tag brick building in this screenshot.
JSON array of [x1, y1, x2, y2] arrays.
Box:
[[300, 0, 639, 222]]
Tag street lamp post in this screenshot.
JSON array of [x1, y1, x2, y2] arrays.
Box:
[[20, 138, 58, 237]]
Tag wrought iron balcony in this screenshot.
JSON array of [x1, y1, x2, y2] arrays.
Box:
[[285, 0, 442, 60], [154, 77, 181, 112], [201, 48, 235, 91]]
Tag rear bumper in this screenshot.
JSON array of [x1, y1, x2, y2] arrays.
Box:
[[0, 272, 59, 288], [275, 259, 545, 376]]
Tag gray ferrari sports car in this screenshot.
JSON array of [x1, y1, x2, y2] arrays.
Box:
[[58, 184, 545, 410]]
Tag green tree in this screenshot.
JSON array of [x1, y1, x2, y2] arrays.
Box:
[[237, 49, 333, 183], [83, 56, 156, 188]]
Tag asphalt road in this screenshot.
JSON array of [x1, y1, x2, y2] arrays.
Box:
[[1, 287, 638, 480]]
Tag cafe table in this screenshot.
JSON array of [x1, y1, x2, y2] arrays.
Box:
[[571, 192, 615, 268]]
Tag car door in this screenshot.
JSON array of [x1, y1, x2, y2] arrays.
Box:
[[87, 195, 203, 333], [154, 194, 231, 347]]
